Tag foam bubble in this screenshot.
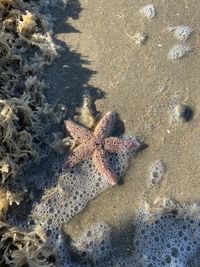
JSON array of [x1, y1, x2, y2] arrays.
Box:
[[133, 202, 200, 267], [8, 136, 138, 266], [168, 44, 192, 60], [71, 223, 111, 265], [148, 160, 164, 185], [168, 26, 193, 41], [140, 4, 156, 20]]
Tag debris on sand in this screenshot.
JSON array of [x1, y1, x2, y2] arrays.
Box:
[[79, 90, 97, 129], [126, 32, 148, 46], [134, 32, 148, 46]]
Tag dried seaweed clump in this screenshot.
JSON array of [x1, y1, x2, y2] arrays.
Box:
[[18, 10, 37, 35], [0, 222, 56, 266], [0, 94, 58, 183], [0, 0, 58, 63], [0, 187, 54, 266], [0, 0, 65, 183], [0, 187, 23, 221], [0, 0, 65, 265]]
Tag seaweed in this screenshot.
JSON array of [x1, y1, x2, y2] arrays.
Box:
[[0, 222, 56, 266], [0, 0, 68, 265], [0, 0, 63, 183]]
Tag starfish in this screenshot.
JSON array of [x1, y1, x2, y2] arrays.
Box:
[[64, 112, 140, 186]]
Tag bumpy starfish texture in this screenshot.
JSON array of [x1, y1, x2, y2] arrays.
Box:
[[64, 112, 140, 186]]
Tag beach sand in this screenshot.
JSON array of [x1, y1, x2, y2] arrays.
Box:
[[44, 0, 200, 257]]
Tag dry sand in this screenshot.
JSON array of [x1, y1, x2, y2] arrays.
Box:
[[44, 0, 200, 255]]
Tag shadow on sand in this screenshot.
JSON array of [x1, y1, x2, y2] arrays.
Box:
[[44, 0, 105, 118]]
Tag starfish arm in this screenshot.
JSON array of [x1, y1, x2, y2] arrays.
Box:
[[93, 148, 117, 186], [104, 137, 140, 153], [65, 143, 94, 168], [94, 112, 116, 142], [64, 120, 93, 143]]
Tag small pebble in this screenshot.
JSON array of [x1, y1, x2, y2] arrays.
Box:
[[175, 104, 193, 122]]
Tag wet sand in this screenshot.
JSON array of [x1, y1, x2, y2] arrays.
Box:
[[44, 0, 200, 255]]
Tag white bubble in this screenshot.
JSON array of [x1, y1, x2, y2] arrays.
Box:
[[168, 44, 192, 60], [140, 4, 156, 20], [9, 135, 139, 266], [148, 160, 164, 185], [168, 26, 193, 41], [71, 223, 111, 264], [133, 202, 200, 267]]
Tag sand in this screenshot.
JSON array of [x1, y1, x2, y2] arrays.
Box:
[[43, 0, 200, 256]]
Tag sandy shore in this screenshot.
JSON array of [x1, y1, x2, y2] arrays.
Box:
[[44, 0, 200, 255]]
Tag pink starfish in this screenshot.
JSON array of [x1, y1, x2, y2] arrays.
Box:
[[64, 112, 140, 186]]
